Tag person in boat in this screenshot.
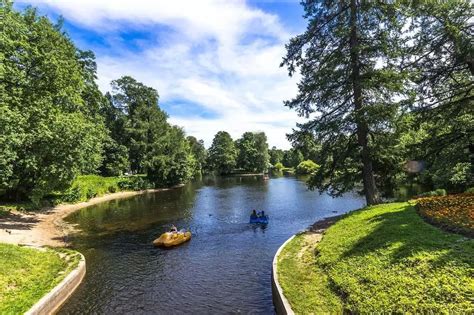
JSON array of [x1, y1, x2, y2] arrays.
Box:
[[169, 224, 178, 233], [259, 210, 266, 218], [250, 209, 258, 219]]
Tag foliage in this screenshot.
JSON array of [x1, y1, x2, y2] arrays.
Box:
[[108, 76, 168, 174], [235, 132, 270, 173], [187, 136, 207, 175], [282, 1, 409, 204], [145, 126, 195, 187], [1, 4, 106, 204], [274, 162, 284, 171], [0, 244, 81, 314], [99, 137, 130, 176], [295, 160, 320, 175], [207, 131, 238, 175], [466, 187, 474, 194], [278, 203, 474, 313], [58, 175, 123, 203], [268, 146, 284, 166], [282, 149, 303, 168], [416, 194, 474, 237], [415, 189, 447, 198]]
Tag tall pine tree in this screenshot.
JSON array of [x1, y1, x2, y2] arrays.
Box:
[[282, 0, 409, 204]]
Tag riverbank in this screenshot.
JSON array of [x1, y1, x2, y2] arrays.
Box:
[[0, 188, 178, 247], [277, 202, 473, 313]]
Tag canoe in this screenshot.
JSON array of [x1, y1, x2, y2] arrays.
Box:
[[249, 216, 269, 224], [153, 231, 192, 247]]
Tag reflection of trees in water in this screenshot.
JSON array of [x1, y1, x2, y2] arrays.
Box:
[[68, 184, 201, 236]]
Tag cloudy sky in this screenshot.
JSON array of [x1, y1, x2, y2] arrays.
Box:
[[15, 0, 307, 149]]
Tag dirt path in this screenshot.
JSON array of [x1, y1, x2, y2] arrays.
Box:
[[0, 189, 174, 247]]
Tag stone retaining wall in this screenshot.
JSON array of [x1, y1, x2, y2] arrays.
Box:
[[272, 235, 295, 315], [26, 253, 86, 315]]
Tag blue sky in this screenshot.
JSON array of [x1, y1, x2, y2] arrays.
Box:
[[16, 0, 307, 149]]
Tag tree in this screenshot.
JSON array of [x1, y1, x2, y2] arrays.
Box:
[[207, 131, 238, 175], [288, 130, 321, 162], [187, 136, 207, 175], [235, 132, 270, 173], [269, 146, 284, 166], [282, 1, 409, 204], [1, 4, 105, 203], [108, 76, 168, 174], [283, 149, 303, 168], [401, 1, 473, 191], [145, 126, 195, 186], [296, 160, 320, 175]]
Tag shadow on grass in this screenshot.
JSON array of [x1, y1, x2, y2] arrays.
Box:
[[341, 204, 473, 267]]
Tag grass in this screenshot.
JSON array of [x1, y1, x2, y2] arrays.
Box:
[[0, 244, 81, 314], [277, 202, 474, 313]]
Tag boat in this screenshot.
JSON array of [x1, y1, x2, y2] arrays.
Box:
[[249, 215, 269, 224], [153, 230, 192, 247]]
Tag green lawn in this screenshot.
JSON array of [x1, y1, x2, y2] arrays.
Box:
[[0, 244, 81, 314], [277, 202, 474, 313]]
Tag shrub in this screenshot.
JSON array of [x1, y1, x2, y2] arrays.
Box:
[[465, 187, 474, 194], [274, 162, 284, 171], [296, 160, 320, 175], [416, 194, 474, 236], [415, 189, 447, 198]]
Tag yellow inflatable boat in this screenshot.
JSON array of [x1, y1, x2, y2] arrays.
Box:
[[153, 231, 192, 247]]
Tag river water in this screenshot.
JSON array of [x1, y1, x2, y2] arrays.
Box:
[[60, 176, 365, 314]]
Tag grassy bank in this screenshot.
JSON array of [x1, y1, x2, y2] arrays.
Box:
[[277, 202, 473, 313], [0, 244, 81, 314]]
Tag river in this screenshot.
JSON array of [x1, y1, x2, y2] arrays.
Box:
[[60, 176, 365, 314]]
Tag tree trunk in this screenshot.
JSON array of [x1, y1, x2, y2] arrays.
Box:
[[349, 0, 380, 205]]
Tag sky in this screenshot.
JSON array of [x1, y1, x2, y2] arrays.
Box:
[[15, 0, 308, 149]]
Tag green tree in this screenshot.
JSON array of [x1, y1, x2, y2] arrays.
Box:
[[207, 131, 238, 175], [236, 132, 270, 173], [283, 149, 303, 168], [108, 76, 168, 174], [145, 126, 195, 186], [401, 1, 473, 191], [1, 4, 105, 203], [269, 146, 284, 166], [282, 1, 409, 204], [296, 160, 320, 175], [187, 136, 207, 175]]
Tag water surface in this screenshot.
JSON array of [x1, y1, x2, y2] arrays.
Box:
[[60, 176, 365, 314]]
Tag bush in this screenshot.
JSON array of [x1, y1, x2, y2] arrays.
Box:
[[296, 160, 320, 175], [274, 162, 284, 171], [465, 187, 474, 194], [415, 189, 447, 198], [117, 176, 152, 191]]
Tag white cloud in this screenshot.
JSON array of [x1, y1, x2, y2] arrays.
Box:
[[21, 0, 304, 149]]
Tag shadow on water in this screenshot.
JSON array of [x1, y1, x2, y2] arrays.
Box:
[[60, 176, 365, 314]]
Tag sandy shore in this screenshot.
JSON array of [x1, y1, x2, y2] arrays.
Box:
[[0, 188, 176, 247]]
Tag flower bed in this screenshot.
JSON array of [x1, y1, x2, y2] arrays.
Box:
[[416, 194, 473, 237]]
